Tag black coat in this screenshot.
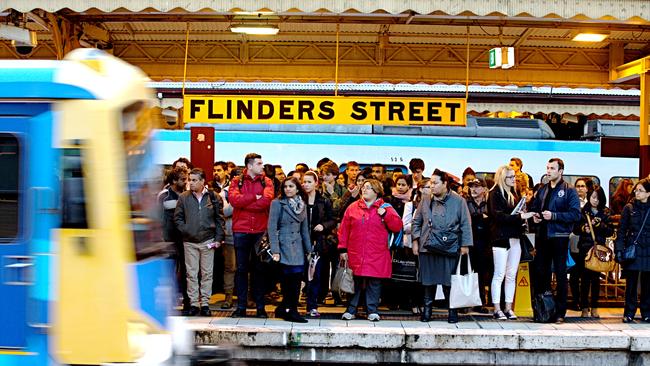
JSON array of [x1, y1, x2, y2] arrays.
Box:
[[466, 196, 489, 246], [573, 206, 613, 250], [488, 188, 524, 248], [616, 200, 650, 271], [308, 192, 336, 254]]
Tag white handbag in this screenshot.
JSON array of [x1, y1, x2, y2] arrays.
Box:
[[449, 253, 483, 309]]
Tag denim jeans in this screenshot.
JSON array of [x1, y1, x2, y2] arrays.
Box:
[[346, 277, 382, 315], [306, 257, 323, 311], [233, 232, 266, 311]]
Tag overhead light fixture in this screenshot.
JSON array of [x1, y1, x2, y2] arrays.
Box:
[[230, 25, 279, 35], [572, 33, 608, 42]]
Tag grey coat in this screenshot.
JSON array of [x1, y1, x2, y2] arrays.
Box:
[[267, 198, 311, 266], [412, 191, 474, 251], [412, 191, 473, 286]]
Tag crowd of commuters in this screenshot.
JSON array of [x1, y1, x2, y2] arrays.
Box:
[[159, 154, 650, 324]]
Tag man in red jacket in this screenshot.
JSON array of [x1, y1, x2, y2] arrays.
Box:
[[229, 153, 275, 317]]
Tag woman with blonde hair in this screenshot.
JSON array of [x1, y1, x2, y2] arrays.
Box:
[[487, 165, 535, 320]]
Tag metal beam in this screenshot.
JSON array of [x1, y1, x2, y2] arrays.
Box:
[[610, 55, 650, 83]]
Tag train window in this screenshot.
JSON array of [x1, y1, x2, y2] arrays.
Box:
[[475, 172, 495, 188], [0, 134, 19, 241], [121, 103, 166, 260], [339, 163, 409, 175], [609, 177, 638, 215], [563, 175, 600, 188], [61, 148, 88, 229]]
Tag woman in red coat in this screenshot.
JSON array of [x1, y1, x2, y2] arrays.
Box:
[[338, 179, 403, 321]]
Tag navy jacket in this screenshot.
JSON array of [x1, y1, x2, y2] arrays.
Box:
[[530, 179, 581, 238]]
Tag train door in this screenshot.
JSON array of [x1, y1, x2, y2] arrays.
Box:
[[0, 103, 57, 350]]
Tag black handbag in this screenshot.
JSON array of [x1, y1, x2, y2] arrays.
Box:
[[254, 233, 273, 263], [423, 226, 460, 257], [391, 247, 418, 282], [532, 291, 557, 323], [519, 233, 536, 263], [256, 204, 285, 263], [621, 209, 650, 263]]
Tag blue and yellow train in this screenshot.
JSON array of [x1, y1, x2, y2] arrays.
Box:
[[0, 49, 176, 365]]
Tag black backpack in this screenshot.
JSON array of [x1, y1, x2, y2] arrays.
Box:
[[532, 291, 557, 323]]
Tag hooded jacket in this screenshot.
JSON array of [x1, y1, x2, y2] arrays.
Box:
[[338, 198, 403, 278]]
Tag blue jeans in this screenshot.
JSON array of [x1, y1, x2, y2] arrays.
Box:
[[233, 232, 266, 311], [306, 257, 323, 311], [346, 277, 382, 315]]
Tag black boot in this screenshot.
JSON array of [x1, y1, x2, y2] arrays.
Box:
[[448, 309, 459, 324], [421, 286, 434, 322]]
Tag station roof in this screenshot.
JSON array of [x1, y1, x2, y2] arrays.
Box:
[[5, 1, 650, 21], [3, 1, 650, 89]]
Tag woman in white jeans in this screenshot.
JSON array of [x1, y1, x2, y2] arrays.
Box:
[[487, 165, 535, 320]]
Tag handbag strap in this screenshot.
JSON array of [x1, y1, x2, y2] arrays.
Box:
[[455, 253, 473, 275], [586, 214, 597, 245], [633, 208, 650, 245]]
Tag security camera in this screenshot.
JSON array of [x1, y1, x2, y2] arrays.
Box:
[[12, 41, 34, 56], [1, 24, 37, 55]]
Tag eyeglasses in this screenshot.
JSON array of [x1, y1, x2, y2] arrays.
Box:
[[576, 184, 586, 188], [361, 186, 375, 191], [506, 175, 516, 179]]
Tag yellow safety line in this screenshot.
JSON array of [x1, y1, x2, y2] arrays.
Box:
[[0, 350, 36, 356]]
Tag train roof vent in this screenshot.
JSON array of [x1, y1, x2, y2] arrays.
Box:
[[475, 118, 540, 129]]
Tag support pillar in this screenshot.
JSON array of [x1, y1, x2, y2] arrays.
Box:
[[190, 127, 215, 183], [641, 73, 650, 179]]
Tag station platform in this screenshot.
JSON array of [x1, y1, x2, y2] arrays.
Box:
[[185, 300, 650, 365]]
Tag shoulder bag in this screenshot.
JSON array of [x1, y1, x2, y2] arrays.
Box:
[[532, 291, 557, 323], [449, 253, 482, 309], [255, 204, 284, 263], [332, 260, 355, 296], [620, 208, 650, 263], [584, 214, 616, 272]]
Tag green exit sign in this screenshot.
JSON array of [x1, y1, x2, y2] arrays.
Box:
[[489, 47, 515, 69]]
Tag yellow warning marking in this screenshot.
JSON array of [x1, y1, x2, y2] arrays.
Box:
[[518, 277, 529, 287], [514, 262, 533, 317]]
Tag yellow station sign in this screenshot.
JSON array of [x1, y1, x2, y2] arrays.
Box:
[[184, 95, 466, 126]]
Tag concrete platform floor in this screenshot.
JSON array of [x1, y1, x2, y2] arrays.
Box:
[[180, 294, 650, 365]]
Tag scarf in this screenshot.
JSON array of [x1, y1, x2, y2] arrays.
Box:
[[287, 196, 305, 215], [391, 188, 412, 203]]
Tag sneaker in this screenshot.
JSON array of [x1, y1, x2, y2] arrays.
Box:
[[622, 316, 635, 323], [341, 312, 355, 320], [368, 313, 381, 322], [504, 310, 517, 320], [581, 309, 590, 318], [555, 317, 565, 324], [493, 310, 507, 320], [308, 309, 321, 318]]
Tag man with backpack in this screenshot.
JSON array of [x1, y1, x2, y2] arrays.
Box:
[[229, 153, 275, 318], [174, 168, 226, 317]]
